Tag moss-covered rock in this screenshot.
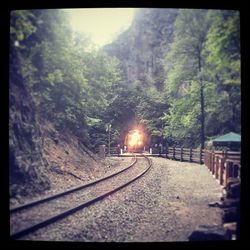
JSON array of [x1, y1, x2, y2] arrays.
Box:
[[9, 79, 50, 198]]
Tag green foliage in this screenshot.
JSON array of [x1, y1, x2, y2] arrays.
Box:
[[163, 9, 240, 148], [163, 81, 200, 146], [135, 87, 168, 144], [164, 9, 209, 147], [10, 10, 37, 42], [10, 9, 123, 150], [10, 9, 241, 151], [204, 10, 241, 134]]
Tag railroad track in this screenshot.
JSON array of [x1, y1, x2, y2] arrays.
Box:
[[10, 154, 152, 240]]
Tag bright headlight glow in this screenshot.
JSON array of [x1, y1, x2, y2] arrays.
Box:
[[128, 130, 142, 147]]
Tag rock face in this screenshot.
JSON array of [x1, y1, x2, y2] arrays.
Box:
[[188, 225, 228, 241], [189, 177, 241, 241], [222, 178, 240, 239], [9, 76, 50, 198], [9, 63, 108, 201], [104, 8, 178, 90]]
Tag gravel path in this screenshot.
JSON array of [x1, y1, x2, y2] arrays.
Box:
[[18, 157, 223, 242]]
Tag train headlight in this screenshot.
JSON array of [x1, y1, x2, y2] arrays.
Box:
[[128, 130, 142, 147]]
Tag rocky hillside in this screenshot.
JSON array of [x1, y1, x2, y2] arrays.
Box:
[[104, 8, 178, 90], [9, 75, 108, 203], [9, 73, 50, 198], [8, 9, 129, 204]]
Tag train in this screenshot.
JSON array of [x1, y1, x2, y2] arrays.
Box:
[[124, 129, 146, 152]]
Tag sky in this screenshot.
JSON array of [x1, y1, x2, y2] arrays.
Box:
[[64, 8, 136, 48]]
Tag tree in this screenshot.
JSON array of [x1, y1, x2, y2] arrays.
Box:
[[10, 9, 124, 150], [135, 86, 169, 146], [164, 9, 210, 148], [163, 9, 240, 148], [204, 10, 241, 134], [102, 81, 138, 145]]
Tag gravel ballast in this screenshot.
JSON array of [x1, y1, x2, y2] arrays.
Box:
[[18, 157, 223, 242], [10, 157, 134, 208]]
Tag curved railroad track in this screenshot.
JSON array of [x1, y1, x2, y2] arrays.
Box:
[[10, 154, 152, 240]]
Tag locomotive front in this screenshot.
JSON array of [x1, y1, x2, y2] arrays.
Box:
[[125, 129, 144, 153]]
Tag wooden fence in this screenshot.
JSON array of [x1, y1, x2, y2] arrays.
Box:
[[163, 147, 241, 187], [105, 146, 241, 187], [165, 147, 204, 164], [203, 150, 241, 186]]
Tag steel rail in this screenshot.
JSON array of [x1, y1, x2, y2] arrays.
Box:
[[10, 154, 152, 240], [10, 155, 137, 213]]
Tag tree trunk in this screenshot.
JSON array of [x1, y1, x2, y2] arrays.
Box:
[[198, 53, 205, 149], [200, 82, 205, 149]]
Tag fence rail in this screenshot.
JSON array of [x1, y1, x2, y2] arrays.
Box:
[[204, 150, 241, 186], [103, 146, 241, 187], [164, 147, 240, 186], [160, 147, 240, 187], [165, 147, 204, 164]]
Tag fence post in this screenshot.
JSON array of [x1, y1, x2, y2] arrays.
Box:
[[98, 145, 106, 158], [159, 144, 162, 157], [210, 151, 213, 171], [206, 150, 210, 168], [166, 145, 168, 159], [224, 149, 228, 161], [204, 150, 207, 166], [211, 150, 214, 173], [180, 147, 183, 162], [224, 161, 232, 186], [173, 146, 176, 160], [199, 148, 202, 164], [219, 158, 225, 185], [189, 148, 192, 162], [215, 156, 219, 179]]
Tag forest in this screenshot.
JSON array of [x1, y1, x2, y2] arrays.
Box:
[[10, 8, 240, 152], [7, 8, 242, 242]]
